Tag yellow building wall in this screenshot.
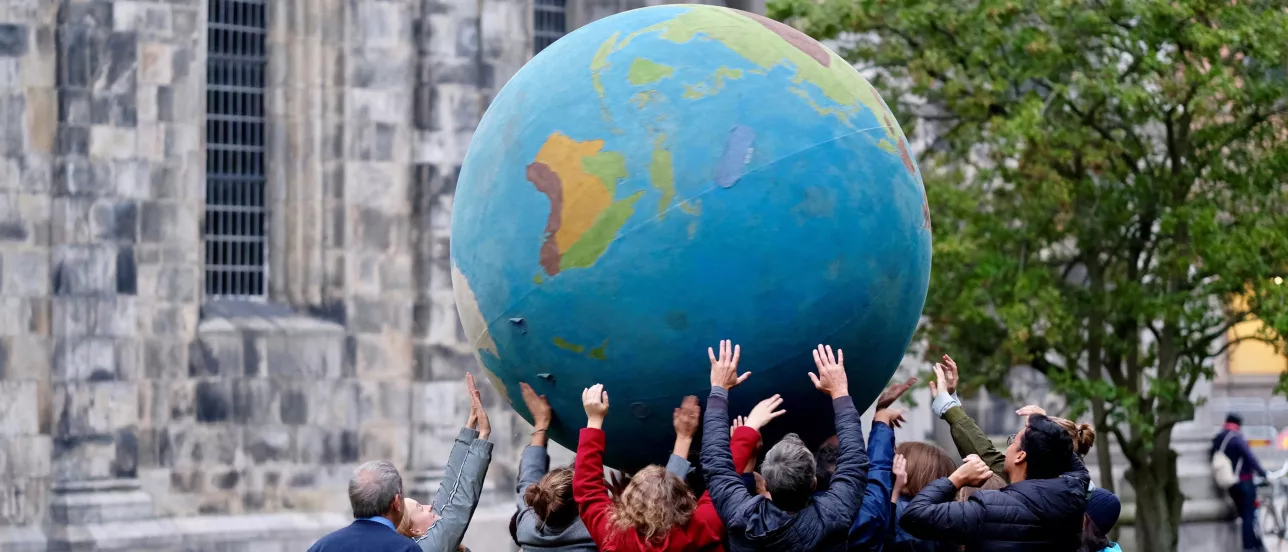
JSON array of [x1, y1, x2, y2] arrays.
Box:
[[1228, 318, 1288, 375]]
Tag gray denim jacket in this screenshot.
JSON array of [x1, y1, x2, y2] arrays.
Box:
[[416, 427, 493, 552]]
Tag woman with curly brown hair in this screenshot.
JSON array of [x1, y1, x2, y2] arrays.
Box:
[[573, 381, 759, 551], [510, 383, 701, 551]]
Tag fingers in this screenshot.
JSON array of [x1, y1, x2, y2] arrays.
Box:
[[929, 379, 939, 396], [825, 344, 836, 365], [736, 371, 751, 385], [812, 348, 824, 370], [808, 371, 822, 389], [837, 348, 843, 366], [602, 390, 609, 408], [709, 347, 717, 364], [721, 340, 730, 362], [732, 344, 741, 366]]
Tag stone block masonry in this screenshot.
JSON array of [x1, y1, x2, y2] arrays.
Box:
[[0, 0, 729, 550]]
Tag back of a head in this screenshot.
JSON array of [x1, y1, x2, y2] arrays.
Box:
[[1022, 415, 1075, 480], [349, 460, 403, 519], [1226, 412, 1244, 427], [955, 473, 1006, 502], [895, 441, 957, 497], [1052, 416, 1096, 457], [525, 467, 578, 528], [611, 465, 696, 543], [762, 433, 816, 511], [814, 441, 840, 491]]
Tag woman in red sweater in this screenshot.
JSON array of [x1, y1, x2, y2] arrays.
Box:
[[573, 383, 761, 552]]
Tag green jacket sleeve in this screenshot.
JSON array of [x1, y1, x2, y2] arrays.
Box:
[[943, 406, 1007, 481]]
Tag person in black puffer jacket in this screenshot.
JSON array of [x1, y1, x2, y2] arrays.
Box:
[[900, 414, 1090, 552]]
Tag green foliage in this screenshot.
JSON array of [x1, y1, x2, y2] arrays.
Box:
[[771, 0, 1288, 549]]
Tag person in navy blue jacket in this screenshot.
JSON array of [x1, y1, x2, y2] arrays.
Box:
[[809, 378, 914, 552], [1212, 412, 1268, 552], [701, 341, 869, 552], [307, 459, 422, 552]]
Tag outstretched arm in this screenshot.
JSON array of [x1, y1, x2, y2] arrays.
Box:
[[810, 345, 869, 531], [701, 340, 761, 528], [848, 420, 895, 548], [935, 357, 1007, 480], [571, 383, 615, 549], [420, 374, 493, 552]]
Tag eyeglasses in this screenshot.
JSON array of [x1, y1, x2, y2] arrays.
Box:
[[1007, 434, 1017, 446]]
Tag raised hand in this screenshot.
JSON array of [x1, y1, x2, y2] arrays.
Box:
[[928, 361, 949, 397], [876, 376, 918, 410], [582, 383, 609, 429], [809, 344, 849, 399], [520, 382, 552, 431], [940, 355, 959, 396], [744, 394, 787, 431], [466, 373, 490, 440], [730, 415, 746, 437], [949, 454, 993, 488], [874, 407, 906, 429], [891, 453, 908, 502], [673, 395, 700, 439], [709, 339, 748, 389]]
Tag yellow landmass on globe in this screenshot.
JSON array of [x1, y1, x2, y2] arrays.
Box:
[[527, 132, 641, 276]]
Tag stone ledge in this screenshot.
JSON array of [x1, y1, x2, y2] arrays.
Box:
[[199, 300, 345, 336]]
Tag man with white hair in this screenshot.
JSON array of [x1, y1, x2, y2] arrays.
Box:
[[307, 459, 421, 552]]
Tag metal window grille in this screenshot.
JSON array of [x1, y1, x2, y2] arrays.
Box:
[[534, 0, 566, 54], [205, 0, 268, 299]]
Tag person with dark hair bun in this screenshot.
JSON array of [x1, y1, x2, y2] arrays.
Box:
[[509, 383, 701, 551], [900, 414, 1091, 552]]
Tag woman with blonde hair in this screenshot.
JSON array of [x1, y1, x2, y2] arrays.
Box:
[[573, 382, 759, 551], [510, 383, 700, 551]]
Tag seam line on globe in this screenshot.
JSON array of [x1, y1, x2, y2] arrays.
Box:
[[475, 124, 897, 349]]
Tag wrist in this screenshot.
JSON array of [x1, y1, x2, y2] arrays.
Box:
[[830, 390, 849, 399], [948, 473, 965, 489], [534, 423, 550, 432], [587, 417, 604, 429], [673, 436, 693, 457]]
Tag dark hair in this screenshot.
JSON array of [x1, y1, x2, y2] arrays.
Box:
[[1021, 415, 1075, 480], [1078, 516, 1112, 552], [814, 442, 839, 491], [524, 467, 578, 528], [1226, 412, 1244, 426], [896, 442, 957, 497]]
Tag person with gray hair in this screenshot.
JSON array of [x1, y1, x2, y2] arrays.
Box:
[[308, 373, 493, 552], [306, 459, 421, 552], [700, 341, 870, 552]]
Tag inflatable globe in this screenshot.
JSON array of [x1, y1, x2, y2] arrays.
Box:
[[451, 4, 931, 470]]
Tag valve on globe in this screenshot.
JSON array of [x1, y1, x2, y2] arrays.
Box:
[[449, 4, 931, 471]]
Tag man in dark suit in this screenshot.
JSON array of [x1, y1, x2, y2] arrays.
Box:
[[308, 460, 421, 552]]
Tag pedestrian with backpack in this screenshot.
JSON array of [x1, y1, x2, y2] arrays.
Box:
[[1212, 412, 1268, 552]]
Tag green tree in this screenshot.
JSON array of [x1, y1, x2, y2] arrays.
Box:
[[768, 1, 1288, 549]]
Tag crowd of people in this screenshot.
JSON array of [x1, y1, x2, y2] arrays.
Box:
[[308, 342, 1125, 552]]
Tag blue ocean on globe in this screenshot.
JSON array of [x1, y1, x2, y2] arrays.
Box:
[[451, 4, 932, 470]]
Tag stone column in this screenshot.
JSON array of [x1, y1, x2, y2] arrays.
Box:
[[46, 0, 152, 541], [46, 0, 206, 548], [0, 1, 56, 551]]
